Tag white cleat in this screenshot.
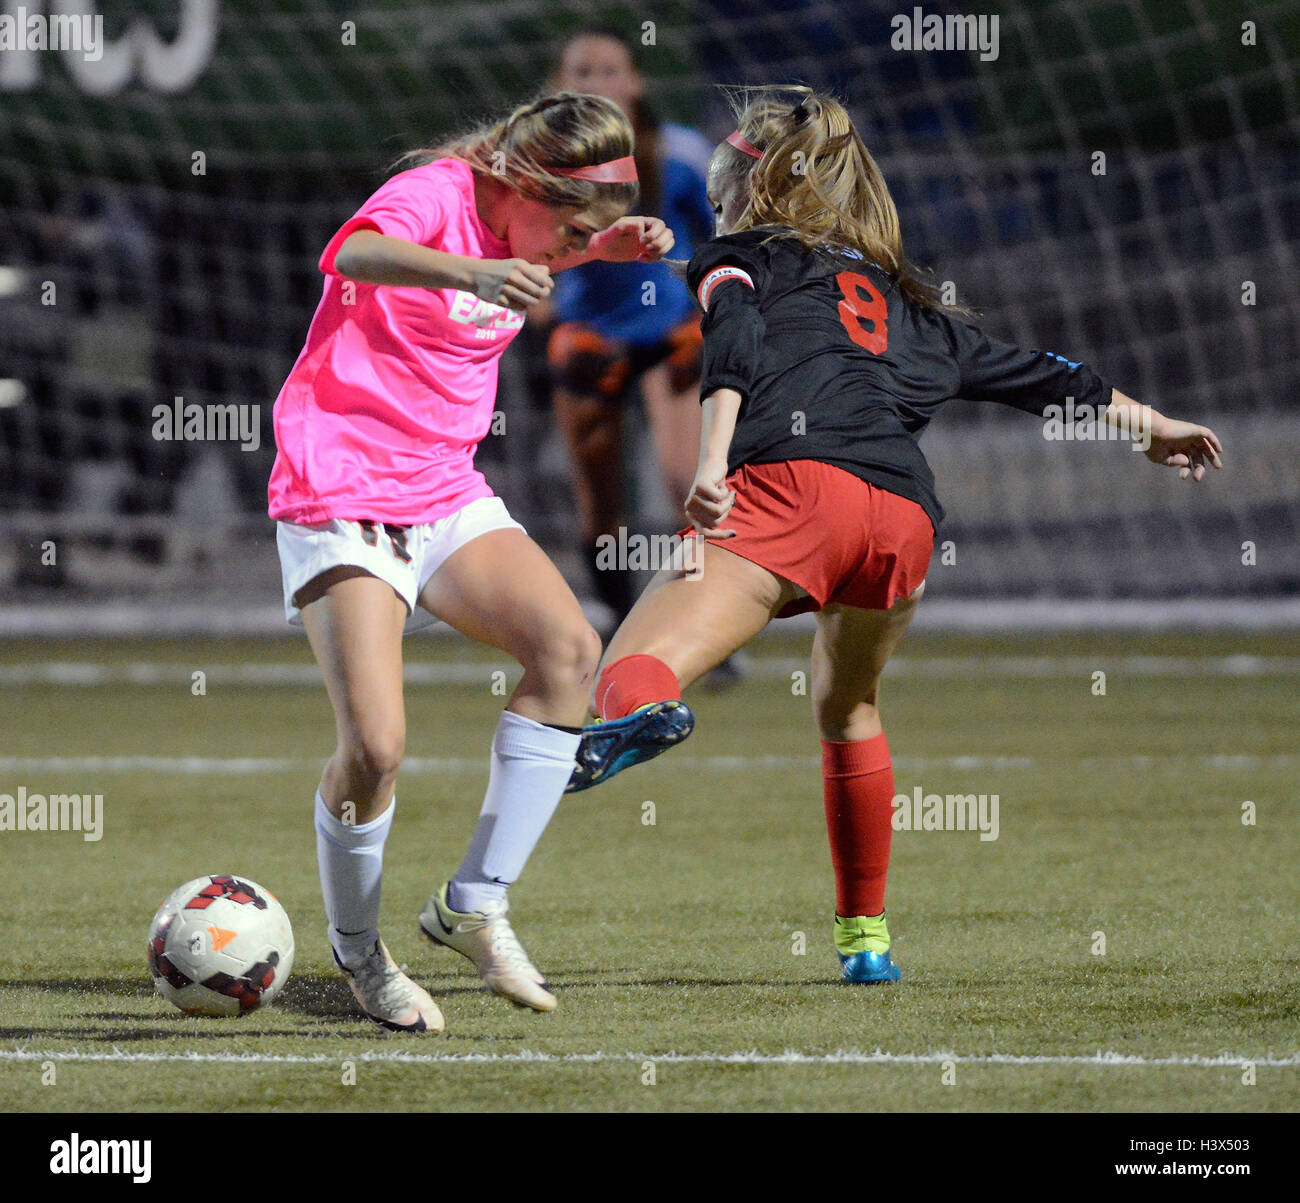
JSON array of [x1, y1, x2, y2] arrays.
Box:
[[334, 938, 446, 1034], [419, 882, 557, 1012]]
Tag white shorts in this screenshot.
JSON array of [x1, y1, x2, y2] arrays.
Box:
[[277, 496, 526, 633]]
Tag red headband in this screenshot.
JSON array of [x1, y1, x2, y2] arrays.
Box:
[[548, 156, 638, 183], [725, 131, 763, 159]]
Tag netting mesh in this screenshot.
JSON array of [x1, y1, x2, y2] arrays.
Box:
[[1, 0, 1296, 608]]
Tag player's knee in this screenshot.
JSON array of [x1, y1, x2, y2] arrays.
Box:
[[527, 618, 602, 689], [565, 621, 604, 684], [341, 726, 405, 787], [547, 323, 628, 400], [813, 694, 881, 742]]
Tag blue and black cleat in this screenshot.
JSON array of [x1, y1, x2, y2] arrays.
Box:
[[565, 700, 695, 793]]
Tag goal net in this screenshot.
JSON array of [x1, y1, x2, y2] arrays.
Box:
[[1, 0, 1296, 626]]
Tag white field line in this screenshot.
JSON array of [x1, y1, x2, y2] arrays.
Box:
[[0, 753, 1296, 776], [1, 1048, 1295, 1069], [1, 654, 1299, 688], [5, 597, 1300, 635]]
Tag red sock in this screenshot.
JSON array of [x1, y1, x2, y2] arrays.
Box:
[[595, 655, 681, 719], [821, 733, 895, 917]]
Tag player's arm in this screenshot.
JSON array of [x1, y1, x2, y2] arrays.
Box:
[[332, 229, 553, 310], [941, 314, 1222, 480], [546, 216, 675, 273], [693, 262, 766, 408], [689, 269, 762, 527], [683, 251, 767, 535], [1102, 389, 1223, 481], [687, 387, 743, 538], [941, 313, 1111, 416]]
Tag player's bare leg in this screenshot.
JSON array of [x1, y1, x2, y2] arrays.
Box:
[[603, 538, 799, 688], [417, 527, 601, 728], [566, 540, 800, 792], [299, 569, 444, 1031], [300, 568, 407, 823], [640, 363, 751, 687], [810, 589, 922, 742], [416, 528, 602, 1010], [809, 590, 923, 984], [552, 383, 632, 626], [553, 385, 624, 546], [640, 362, 700, 510]]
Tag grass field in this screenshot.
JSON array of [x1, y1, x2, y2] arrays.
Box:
[[1, 629, 1297, 1113]]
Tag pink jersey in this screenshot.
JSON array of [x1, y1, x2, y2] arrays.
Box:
[[268, 158, 525, 526]]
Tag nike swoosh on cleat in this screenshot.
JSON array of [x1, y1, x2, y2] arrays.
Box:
[[431, 898, 454, 936]]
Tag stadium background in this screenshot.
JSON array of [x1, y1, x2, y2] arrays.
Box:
[[2, 0, 1297, 628], [2, 0, 1299, 1120]]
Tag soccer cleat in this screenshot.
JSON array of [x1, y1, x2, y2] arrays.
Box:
[[419, 882, 557, 1012], [834, 912, 902, 985], [565, 699, 695, 793], [838, 948, 902, 984], [334, 938, 446, 1033]]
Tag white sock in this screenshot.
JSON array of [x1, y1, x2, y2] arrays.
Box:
[[449, 710, 580, 914], [315, 790, 395, 968]]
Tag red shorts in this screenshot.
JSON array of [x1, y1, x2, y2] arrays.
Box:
[[681, 460, 934, 618]]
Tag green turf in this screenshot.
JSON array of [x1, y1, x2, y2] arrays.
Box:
[[1, 631, 1297, 1112]]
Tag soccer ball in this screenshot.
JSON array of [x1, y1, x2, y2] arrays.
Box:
[[147, 875, 295, 1016]]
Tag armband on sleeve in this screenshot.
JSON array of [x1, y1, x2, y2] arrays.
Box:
[[696, 265, 755, 312]]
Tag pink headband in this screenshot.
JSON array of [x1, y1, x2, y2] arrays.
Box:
[[725, 131, 763, 159], [548, 156, 639, 183]]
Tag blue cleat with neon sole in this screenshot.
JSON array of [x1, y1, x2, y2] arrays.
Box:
[[565, 700, 695, 793], [835, 912, 902, 984]]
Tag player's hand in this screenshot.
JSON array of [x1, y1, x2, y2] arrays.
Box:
[[1143, 417, 1223, 482], [685, 457, 736, 538], [589, 216, 675, 264], [470, 258, 553, 311]]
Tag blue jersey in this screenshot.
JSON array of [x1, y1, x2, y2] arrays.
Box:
[[555, 122, 715, 345]]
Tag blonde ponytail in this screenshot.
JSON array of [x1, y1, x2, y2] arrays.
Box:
[[399, 91, 638, 217], [717, 85, 954, 311]]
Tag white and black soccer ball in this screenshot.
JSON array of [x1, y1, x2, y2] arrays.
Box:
[[147, 875, 295, 1016]]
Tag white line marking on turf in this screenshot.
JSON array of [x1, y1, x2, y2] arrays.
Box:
[[1, 753, 1296, 775], [1, 654, 1298, 687], [0, 1049, 1295, 1068], [6, 597, 1300, 634]]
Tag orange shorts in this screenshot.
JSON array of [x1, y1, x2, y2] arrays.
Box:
[[681, 460, 934, 618], [547, 315, 702, 401]]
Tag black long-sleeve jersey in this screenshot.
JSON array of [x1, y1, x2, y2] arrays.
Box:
[[685, 227, 1112, 529]]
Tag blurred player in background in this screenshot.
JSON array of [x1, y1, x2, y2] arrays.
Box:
[[268, 93, 673, 1031], [570, 86, 1223, 985], [543, 27, 717, 633]]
